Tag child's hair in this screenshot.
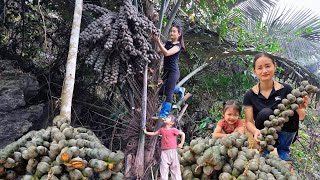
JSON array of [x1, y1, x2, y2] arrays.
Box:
[[222, 100, 242, 115], [170, 25, 185, 50], [167, 114, 176, 123]]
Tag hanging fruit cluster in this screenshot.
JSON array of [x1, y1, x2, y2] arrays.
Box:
[[0, 116, 124, 179], [178, 133, 298, 179], [80, 0, 160, 85], [258, 81, 319, 152]]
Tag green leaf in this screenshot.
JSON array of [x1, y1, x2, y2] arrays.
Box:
[[199, 121, 208, 129], [162, 18, 169, 23], [304, 26, 314, 34]]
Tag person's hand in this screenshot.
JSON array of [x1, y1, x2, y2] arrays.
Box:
[[147, 33, 153, 41], [178, 143, 183, 148], [157, 79, 163, 86], [253, 130, 261, 142], [143, 127, 147, 133], [153, 35, 161, 44]]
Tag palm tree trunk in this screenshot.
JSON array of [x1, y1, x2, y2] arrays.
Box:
[[134, 64, 148, 178], [59, 0, 83, 123]]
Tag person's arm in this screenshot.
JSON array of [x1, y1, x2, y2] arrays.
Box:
[[153, 36, 180, 56], [244, 106, 261, 142], [296, 95, 309, 120], [178, 131, 185, 148], [143, 128, 159, 136], [212, 125, 227, 139]]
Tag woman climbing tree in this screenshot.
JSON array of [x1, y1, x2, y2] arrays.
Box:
[[151, 25, 185, 121]]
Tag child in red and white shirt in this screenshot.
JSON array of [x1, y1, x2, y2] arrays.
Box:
[[212, 100, 245, 138], [144, 115, 185, 180]]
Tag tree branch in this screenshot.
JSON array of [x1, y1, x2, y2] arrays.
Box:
[[163, 0, 182, 36]]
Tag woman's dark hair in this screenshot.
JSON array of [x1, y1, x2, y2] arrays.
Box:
[[222, 100, 242, 115], [253, 53, 276, 68], [171, 25, 185, 50]]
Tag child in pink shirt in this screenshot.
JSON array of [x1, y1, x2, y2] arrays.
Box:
[[144, 115, 185, 180], [212, 100, 245, 138]]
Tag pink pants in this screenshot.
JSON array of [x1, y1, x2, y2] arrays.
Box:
[[160, 149, 182, 180]]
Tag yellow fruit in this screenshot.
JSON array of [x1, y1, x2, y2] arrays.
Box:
[[107, 162, 115, 170], [61, 151, 72, 162]]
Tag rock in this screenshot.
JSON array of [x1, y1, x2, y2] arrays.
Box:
[[0, 86, 25, 111], [0, 59, 44, 148]]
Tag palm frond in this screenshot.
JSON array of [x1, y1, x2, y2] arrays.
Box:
[[228, 3, 320, 70], [264, 6, 320, 63], [230, 0, 277, 8], [230, 0, 278, 21]]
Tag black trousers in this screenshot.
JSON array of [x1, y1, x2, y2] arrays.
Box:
[[159, 70, 180, 103]]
